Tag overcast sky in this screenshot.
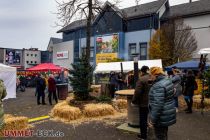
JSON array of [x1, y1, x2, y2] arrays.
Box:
[[0, 0, 198, 50]]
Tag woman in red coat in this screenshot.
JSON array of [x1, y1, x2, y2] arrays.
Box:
[[48, 74, 58, 105]]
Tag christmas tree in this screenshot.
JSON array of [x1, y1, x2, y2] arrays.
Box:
[[69, 55, 94, 100]]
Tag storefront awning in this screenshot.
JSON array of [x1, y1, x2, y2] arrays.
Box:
[[94, 59, 162, 73]]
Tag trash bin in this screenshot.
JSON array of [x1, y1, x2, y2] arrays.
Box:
[[56, 83, 68, 100]]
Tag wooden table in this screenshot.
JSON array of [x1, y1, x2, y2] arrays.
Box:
[[115, 89, 139, 127]]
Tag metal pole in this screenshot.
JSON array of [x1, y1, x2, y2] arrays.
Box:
[[133, 57, 139, 88]]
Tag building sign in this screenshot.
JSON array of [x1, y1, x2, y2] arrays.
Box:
[[57, 51, 69, 59], [96, 53, 117, 64], [5, 49, 22, 65], [96, 34, 119, 64]]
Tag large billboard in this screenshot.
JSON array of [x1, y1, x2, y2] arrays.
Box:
[[96, 34, 119, 64], [5, 49, 22, 65]]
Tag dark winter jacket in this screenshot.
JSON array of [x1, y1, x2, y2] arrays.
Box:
[[48, 77, 56, 92], [149, 75, 176, 127], [36, 77, 46, 92], [183, 75, 195, 96], [132, 74, 152, 107]]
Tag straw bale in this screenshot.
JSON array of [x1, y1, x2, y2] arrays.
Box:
[[83, 103, 115, 117], [66, 96, 74, 103], [0, 115, 29, 136], [112, 99, 127, 111], [51, 102, 82, 121], [4, 116, 28, 130]]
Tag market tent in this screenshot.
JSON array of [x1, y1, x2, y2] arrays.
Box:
[[198, 48, 210, 55], [27, 63, 62, 72], [0, 63, 16, 99], [95, 59, 162, 73], [166, 60, 210, 70]]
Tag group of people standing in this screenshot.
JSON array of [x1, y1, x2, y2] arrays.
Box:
[[132, 66, 197, 140], [35, 74, 58, 105]]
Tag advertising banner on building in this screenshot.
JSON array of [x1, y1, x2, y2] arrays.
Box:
[[5, 49, 22, 65], [96, 34, 119, 64], [57, 51, 69, 59]]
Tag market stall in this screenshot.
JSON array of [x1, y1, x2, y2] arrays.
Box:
[[0, 63, 16, 99], [95, 59, 162, 73], [27, 63, 62, 72], [27, 63, 68, 100]]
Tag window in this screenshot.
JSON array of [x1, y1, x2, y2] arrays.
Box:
[[139, 43, 147, 60], [35, 61, 37, 64], [81, 47, 94, 61], [31, 61, 33, 63], [35, 54, 37, 57], [129, 43, 137, 56], [31, 54, 33, 57], [26, 61, 29, 64], [27, 54, 29, 56]]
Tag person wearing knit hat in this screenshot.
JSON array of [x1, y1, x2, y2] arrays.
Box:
[[148, 67, 176, 140], [150, 67, 165, 76]]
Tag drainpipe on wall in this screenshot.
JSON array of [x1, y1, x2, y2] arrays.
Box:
[[189, 0, 192, 3]]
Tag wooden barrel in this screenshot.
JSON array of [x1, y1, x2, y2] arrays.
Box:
[[127, 96, 139, 127]]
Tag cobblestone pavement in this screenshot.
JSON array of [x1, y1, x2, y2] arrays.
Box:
[[3, 88, 210, 140]]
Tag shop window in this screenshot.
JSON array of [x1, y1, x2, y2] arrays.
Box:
[[139, 43, 147, 60]]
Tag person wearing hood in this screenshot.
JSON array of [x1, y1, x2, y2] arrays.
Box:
[[0, 80, 7, 130], [149, 67, 176, 140]]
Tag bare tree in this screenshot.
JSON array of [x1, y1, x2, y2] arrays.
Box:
[[149, 18, 197, 66], [56, 0, 121, 61]]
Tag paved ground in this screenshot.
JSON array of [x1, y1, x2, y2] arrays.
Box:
[[2, 88, 210, 140]]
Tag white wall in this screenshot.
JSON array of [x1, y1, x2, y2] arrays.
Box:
[[124, 29, 154, 60], [52, 41, 74, 69], [23, 50, 41, 69], [183, 14, 210, 60]]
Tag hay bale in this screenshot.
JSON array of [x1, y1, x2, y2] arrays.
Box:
[[4, 116, 28, 130], [83, 103, 115, 117], [0, 114, 29, 136], [66, 96, 74, 103], [51, 101, 82, 121], [112, 99, 127, 110]]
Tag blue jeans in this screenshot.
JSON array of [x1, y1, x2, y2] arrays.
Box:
[[174, 97, 178, 108]]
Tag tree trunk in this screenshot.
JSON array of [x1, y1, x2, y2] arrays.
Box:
[[86, 0, 92, 62]]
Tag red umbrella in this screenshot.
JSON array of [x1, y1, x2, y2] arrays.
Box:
[[27, 63, 62, 72]]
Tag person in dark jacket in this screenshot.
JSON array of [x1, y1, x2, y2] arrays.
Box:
[[109, 72, 117, 98], [172, 69, 182, 112], [132, 66, 152, 140], [149, 67, 176, 140], [36, 74, 46, 105], [183, 70, 196, 113], [116, 72, 124, 90], [48, 74, 58, 105]]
